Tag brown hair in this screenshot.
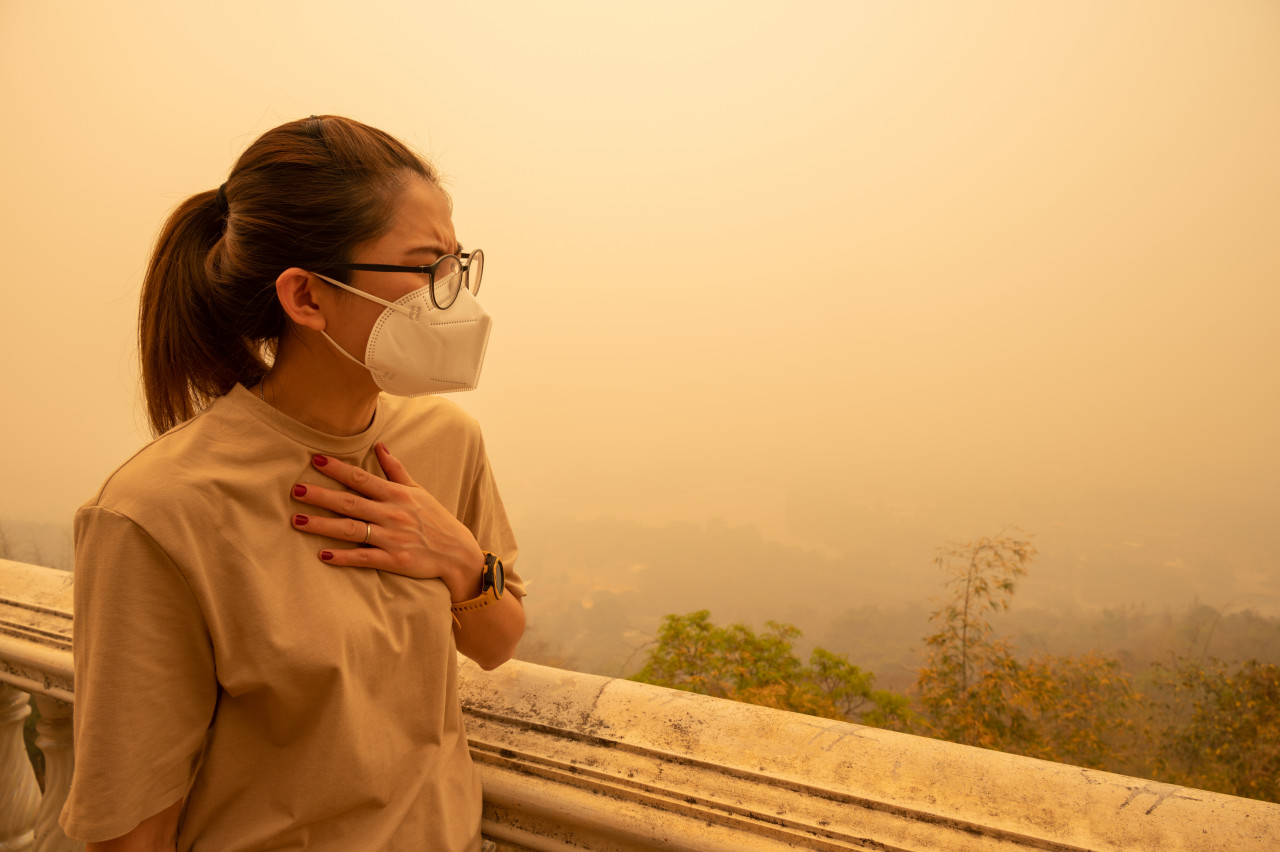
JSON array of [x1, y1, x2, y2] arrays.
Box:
[[138, 115, 437, 435]]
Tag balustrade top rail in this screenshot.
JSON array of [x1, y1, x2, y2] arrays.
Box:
[[2, 556, 1277, 851]]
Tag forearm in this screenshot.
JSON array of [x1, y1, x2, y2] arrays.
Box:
[[453, 592, 525, 670]]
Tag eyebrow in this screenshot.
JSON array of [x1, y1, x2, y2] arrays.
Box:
[[405, 240, 464, 259], [405, 244, 449, 258]]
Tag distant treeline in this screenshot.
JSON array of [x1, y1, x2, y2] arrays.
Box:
[[820, 595, 1280, 694], [517, 565, 1280, 695]]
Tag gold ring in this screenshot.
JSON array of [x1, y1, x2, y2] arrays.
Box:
[[363, 523, 372, 545]]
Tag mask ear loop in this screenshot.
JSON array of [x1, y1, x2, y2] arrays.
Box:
[[319, 328, 372, 369], [312, 271, 418, 369], [313, 272, 419, 318]]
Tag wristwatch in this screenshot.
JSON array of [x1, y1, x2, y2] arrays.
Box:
[[450, 552, 505, 619]]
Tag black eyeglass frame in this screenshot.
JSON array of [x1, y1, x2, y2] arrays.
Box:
[[320, 250, 484, 310]]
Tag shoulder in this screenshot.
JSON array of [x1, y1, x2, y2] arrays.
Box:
[[379, 394, 484, 448], [74, 416, 220, 583], [83, 397, 244, 521]]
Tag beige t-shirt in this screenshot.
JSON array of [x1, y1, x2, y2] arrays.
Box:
[[59, 383, 523, 850]]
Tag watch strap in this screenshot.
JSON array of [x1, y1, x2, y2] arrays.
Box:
[[451, 583, 500, 614], [450, 553, 502, 629]]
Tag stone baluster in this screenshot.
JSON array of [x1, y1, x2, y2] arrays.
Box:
[[32, 697, 80, 852], [0, 683, 40, 851]]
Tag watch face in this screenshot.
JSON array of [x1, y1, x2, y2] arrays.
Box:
[[482, 553, 505, 597]]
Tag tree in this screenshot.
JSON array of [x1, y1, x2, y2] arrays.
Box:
[[916, 529, 1038, 748], [915, 530, 1140, 767], [809, 647, 913, 731], [633, 610, 912, 729]]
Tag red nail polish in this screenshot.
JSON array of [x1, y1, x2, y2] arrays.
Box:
[[294, 514, 308, 526], [313, 454, 328, 467], [320, 550, 334, 561], [378, 441, 389, 454], [292, 484, 307, 498]]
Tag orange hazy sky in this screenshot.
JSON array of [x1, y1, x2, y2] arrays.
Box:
[[1, 2, 1277, 609]]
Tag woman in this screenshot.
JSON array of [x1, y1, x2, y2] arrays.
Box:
[[59, 115, 525, 851]]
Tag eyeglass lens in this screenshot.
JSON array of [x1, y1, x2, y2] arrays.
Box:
[[431, 257, 462, 309], [466, 251, 484, 299], [430, 252, 484, 309]]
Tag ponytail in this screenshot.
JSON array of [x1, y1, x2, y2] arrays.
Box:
[[139, 189, 275, 435], [136, 115, 437, 436]]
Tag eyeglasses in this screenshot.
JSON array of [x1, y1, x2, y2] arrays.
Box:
[[324, 250, 484, 310]]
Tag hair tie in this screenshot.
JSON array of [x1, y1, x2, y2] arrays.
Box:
[[215, 183, 230, 217]]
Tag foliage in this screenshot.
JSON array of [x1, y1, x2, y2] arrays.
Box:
[[1018, 651, 1140, 770], [809, 647, 912, 730], [1150, 656, 1280, 802], [632, 610, 912, 729]]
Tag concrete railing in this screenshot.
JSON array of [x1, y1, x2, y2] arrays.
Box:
[[2, 556, 1279, 850]]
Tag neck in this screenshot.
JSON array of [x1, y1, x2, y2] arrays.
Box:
[[261, 334, 381, 436]]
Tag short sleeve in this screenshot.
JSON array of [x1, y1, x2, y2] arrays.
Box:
[[60, 506, 218, 842], [461, 434, 525, 599]]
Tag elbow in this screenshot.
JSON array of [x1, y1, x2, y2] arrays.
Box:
[[482, 613, 526, 670], [476, 650, 514, 672], [473, 631, 521, 671]]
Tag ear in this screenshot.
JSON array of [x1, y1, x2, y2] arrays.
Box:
[[275, 268, 328, 331]]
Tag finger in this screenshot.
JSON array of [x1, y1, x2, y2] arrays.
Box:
[[291, 482, 384, 524], [312, 453, 393, 499], [319, 546, 386, 569], [318, 545, 425, 579], [293, 513, 376, 545], [375, 442, 420, 488]]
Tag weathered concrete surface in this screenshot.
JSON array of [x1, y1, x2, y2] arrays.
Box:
[[460, 657, 1280, 851], [0, 559, 74, 702]]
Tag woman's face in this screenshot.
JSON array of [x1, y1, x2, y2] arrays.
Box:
[[322, 176, 460, 364]]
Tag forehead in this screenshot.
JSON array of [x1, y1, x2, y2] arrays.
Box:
[[368, 176, 456, 259]]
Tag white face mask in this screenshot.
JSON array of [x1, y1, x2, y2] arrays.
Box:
[[314, 272, 492, 397]]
